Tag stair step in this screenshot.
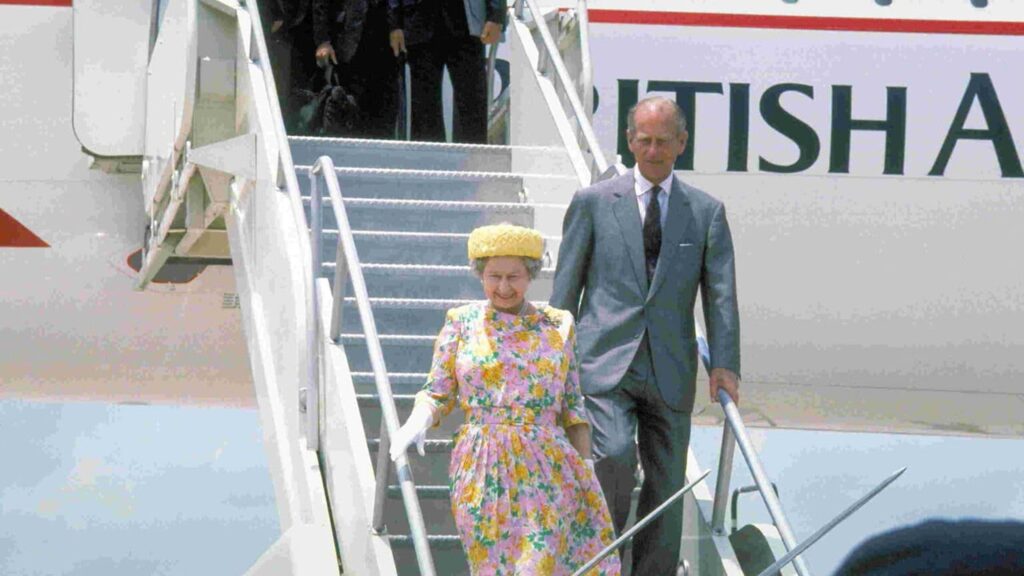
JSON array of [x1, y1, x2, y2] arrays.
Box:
[[352, 372, 427, 386], [334, 298, 554, 336], [388, 534, 463, 549], [324, 263, 553, 299], [289, 137, 516, 172], [344, 230, 473, 266], [340, 333, 435, 345], [357, 393, 416, 407], [337, 297, 477, 330], [389, 485, 450, 500], [389, 540, 469, 576], [368, 438, 453, 453], [344, 297, 481, 309], [321, 198, 535, 233], [342, 342, 433, 376], [319, 230, 560, 267], [289, 136, 574, 175], [298, 166, 525, 203], [307, 196, 529, 211]]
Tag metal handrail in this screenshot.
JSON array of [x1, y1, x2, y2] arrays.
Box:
[[576, 0, 594, 119], [696, 323, 811, 576], [243, 0, 320, 451], [310, 156, 437, 576], [513, 0, 609, 181], [486, 42, 499, 114]]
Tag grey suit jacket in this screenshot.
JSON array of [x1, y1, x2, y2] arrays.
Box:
[[550, 172, 741, 412]]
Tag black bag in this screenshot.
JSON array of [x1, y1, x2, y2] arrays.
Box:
[[292, 65, 360, 136]]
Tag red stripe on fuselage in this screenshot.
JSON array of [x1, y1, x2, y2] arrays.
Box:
[[588, 10, 1024, 36], [0, 0, 71, 5], [0, 209, 50, 248]]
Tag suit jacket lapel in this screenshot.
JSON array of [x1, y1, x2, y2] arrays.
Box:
[[611, 175, 649, 295], [647, 177, 692, 301]]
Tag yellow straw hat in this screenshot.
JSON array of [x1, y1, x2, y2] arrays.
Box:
[[467, 224, 544, 261]]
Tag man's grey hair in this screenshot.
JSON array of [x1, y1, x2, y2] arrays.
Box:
[[627, 96, 687, 137], [471, 256, 543, 280]]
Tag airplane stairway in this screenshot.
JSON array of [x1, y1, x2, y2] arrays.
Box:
[[122, 0, 910, 571], [291, 136, 577, 574]]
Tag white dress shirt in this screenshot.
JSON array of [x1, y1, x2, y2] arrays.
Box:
[[633, 165, 671, 229]]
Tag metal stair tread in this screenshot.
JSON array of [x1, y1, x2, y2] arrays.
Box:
[[368, 438, 452, 453], [330, 230, 559, 242], [352, 372, 427, 384], [388, 485, 450, 499], [295, 164, 565, 182], [287, 134, 561, 154], [342, 297, 482, 309], [305, 196, 534, 210], [325, 262, 554, 275], [339, 332, 436, 340], [357, 393, 415, 405], [387, 534, 463, 548], [342, 297, 551, 309]]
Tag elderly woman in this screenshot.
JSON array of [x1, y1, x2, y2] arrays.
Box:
[[390, 224, 620, 575]]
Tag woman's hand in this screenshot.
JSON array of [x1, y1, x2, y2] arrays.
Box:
[[566, 422, 592, 460], [389, 401, 435, 461]]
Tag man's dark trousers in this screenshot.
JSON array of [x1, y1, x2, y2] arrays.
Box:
[[407, 32, 486, 143], [588, 335, 691, 574]]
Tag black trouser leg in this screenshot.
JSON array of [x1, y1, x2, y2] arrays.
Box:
[[406, 38, 447, 142], [446, 35, 487, 144], [632, 386, 691, 575], [347, 5, 398, 139]]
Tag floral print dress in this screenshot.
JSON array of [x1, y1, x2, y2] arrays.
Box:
[[416, 302, 620, 576]]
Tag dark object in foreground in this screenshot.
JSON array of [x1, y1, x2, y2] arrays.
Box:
[[834, 519, 1024, 575]]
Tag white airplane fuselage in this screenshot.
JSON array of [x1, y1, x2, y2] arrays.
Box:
[[2, 0, 1022, 435], [1, 1, 251, 406]]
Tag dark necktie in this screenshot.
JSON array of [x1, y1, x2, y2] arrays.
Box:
[[643, 185, 662, 283]]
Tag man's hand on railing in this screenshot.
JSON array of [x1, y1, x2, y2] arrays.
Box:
[[480, 21, 502, 45], [315, 41, 338, 68], [389, 401, 435, 461], [389, 29, 407, 57], [710, 367, 740, 404]]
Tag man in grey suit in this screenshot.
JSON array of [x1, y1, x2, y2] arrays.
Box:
[[551, 96, 741, 574]]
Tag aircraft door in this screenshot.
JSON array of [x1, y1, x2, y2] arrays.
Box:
[[72, 0, 154, 159]]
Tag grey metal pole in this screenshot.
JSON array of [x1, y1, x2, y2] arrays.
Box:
[[718, 388, 811, 576], [696, 320, 809, 575], [570, 471, 710, 576], [697, 322, 735, 536], [371, 419, 392, 533], [755, 467, 907, 576], [711, 423, 736, 534], [486, 43, 498, 114], [305, 166, 323, 452]]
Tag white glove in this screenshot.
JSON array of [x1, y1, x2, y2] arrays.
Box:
[[389, 402, 435, 462]]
